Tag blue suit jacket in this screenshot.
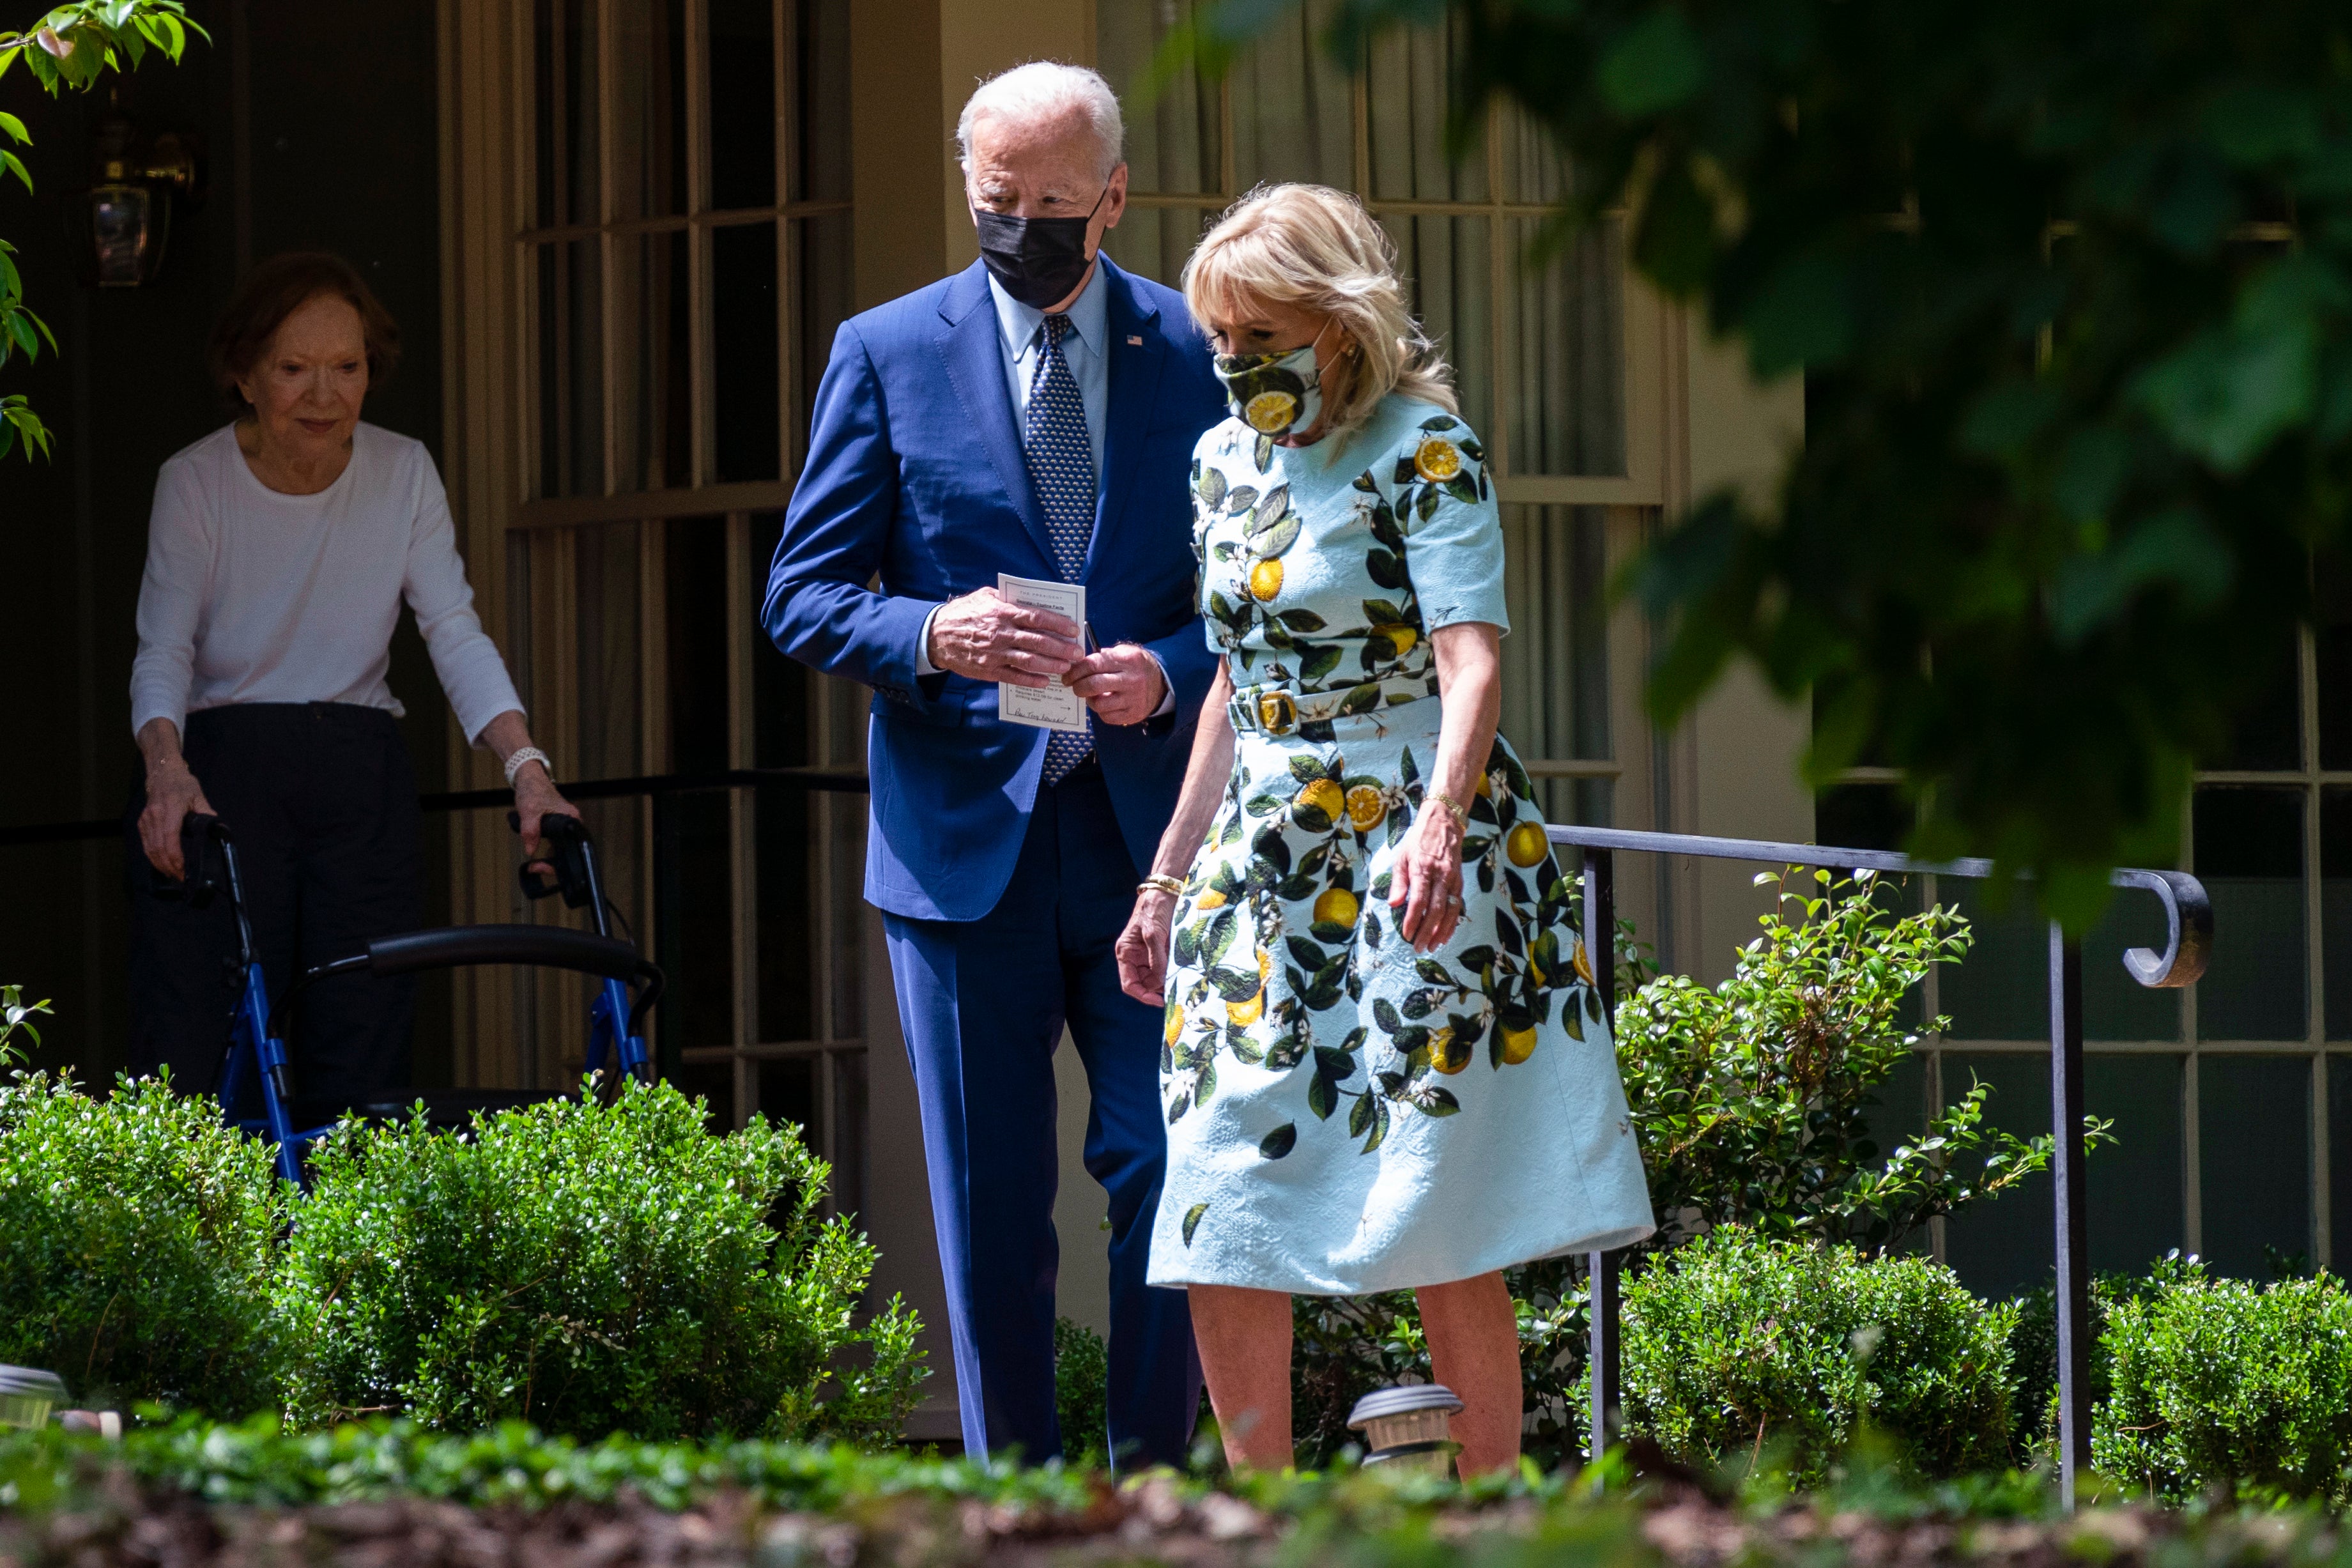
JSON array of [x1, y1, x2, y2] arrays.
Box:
[[764, 257, 1226, 921]]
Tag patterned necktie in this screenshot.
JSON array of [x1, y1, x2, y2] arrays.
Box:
[[1025, 312, 1096, 785]]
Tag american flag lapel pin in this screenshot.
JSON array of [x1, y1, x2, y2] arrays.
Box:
[[1126, 334, 1144, 346]]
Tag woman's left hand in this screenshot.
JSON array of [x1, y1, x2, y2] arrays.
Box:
[[1390, 803, 1466, 952], [514, 767, 582, 868]]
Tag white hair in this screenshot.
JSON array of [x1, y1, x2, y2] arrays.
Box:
[[955, 61, 1125, 180]]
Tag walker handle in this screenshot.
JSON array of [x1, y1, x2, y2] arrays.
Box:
[[509, 810, 595, 909]]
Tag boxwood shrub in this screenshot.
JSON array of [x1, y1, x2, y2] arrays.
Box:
[[275, 1079, 925, 1443], [1618, 1228, 2014, 1485], [2093, 1259, 2352, 1505], [0, 1013, 288, 1415]]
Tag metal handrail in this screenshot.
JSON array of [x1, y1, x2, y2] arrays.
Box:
[[0, 765, 872, 847], [1555, 822, 2212, 1509]]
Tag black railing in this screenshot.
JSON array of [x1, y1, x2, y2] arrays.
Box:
[[1556, 824, 2213, 1509], [0, 765, 871, 847]]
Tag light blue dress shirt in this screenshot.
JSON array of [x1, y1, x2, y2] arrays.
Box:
[[988, 260, 1111, 487], [917, 259, 1169, 712]]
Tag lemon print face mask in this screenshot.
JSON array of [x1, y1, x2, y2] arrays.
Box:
[[1212, 325, 1331, 440]]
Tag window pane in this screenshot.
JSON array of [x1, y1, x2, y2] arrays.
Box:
[[793, 0, 850, 203], [1940, 1051, 2187, 1294], [1503, 217, 1625, 476], [1498, 102, 1571, 205], [1939, 1052, 2049, 1298], [708, 0, 776, 210], [2199, 1054, 2311, 1277], [1365, 13, 1486, 203], [2195, 787, 2307, 1041], [1941, 886, 2181, 1043], [1103, 206, 1210, 289], [831, 1048, 869, 1220], [2202, 625, 2299, 771], [752, 515, 815, 1043], [671, 1057, 736, 1132], [610, 0, 688, 221], [758, 1054, 816, 1132], [1863, 1051, 1930, 1255], [1816, 783, 1910, 853], [1229, 0, 1353, 190], [1096, 0, 1221, 196], [2326, 788, 2352, 1040], [1498, 504, 1610, 824], [534, 0, 601, 229], [793, 213, 854, 470], [2319, 557, 2352, 769], [2332, 1056, 2352, 1266], [657, 521, 738, 1051], [1381, 213, 1493, 442], [538, 238, 605, 498], [2087, 1054, 2185, 1275], [712, 220, 781, 482], [613, 228, 690, 491]]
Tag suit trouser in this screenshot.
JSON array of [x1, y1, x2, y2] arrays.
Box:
[[882, 757, 1202, 1467], [125, 702, 422, 1128]]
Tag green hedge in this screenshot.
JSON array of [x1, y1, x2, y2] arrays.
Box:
[[1618, 1229, 2015, 1485], [2093, 1259, 2352, 1505], [0, 1061, 287, 1416], [277, 1080, 925, 1443]]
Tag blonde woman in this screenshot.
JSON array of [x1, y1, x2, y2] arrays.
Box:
[[1114, 185, 1654, 1475]]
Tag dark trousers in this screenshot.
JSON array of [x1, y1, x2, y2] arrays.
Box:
[[882, 760, 1202, 1468], [126, 702, 423, 1127]]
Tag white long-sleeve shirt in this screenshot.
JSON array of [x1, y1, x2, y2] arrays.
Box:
[[129, 422, 523, 745]]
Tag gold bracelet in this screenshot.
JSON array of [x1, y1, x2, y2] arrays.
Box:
[[1137, 875, 1186, 898], [1423, 792, 1470, 831]]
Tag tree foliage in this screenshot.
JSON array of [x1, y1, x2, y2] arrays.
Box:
[[0, 1, 204, 460], [1172, 0, 2352, 921]]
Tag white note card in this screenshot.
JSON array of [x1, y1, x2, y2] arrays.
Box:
[[995, 573, 1089, 733]]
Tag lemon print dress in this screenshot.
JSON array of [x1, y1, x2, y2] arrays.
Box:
[[1145, 394, 1656, 1296]]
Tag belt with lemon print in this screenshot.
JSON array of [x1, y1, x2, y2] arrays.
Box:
[[1227, 670, 1439, 737]]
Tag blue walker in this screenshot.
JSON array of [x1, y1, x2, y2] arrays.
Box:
[[165, 811, 663, 1188]]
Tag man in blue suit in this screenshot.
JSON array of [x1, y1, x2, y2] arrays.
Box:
[[762, 61, 1223, 1467]]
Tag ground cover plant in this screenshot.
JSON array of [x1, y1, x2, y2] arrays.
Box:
[[276, 1079, 926, 1443], [0, 992, 286, 1417], [7, 1415, 2352, 1568]]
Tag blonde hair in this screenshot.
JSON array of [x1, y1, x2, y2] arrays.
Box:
[[1181, 183, 1457, 446]]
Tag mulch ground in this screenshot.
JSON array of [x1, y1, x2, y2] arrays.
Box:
[[0, 1472, 2261, 1568]]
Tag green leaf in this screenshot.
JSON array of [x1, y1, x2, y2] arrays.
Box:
[[1307, 1070, 1337, 1121], [1423, 1088, 1461, 1118], [1596, 10, 1705, 116], [1181, 1203, 1208, 1245], [1348, 1092, 1373, 1138], [1258, 1123, 1296, 1159]]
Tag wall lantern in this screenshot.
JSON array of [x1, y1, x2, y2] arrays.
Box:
[[1346, 1382, 1464, 1477], [68, 102, 203, 288]]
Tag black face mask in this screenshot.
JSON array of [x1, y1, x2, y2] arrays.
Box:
[[973, 185, 1107, 309]]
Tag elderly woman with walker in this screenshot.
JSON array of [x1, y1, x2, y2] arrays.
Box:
[[127, 251, 574, 1126]]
